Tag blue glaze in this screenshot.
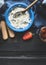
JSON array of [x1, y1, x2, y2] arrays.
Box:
[[5, 2, 34, 32]]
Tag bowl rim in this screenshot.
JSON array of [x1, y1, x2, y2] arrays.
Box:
[[5, 2, 34, 32]]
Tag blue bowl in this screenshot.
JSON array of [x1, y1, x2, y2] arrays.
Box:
[[5, 2, 34, 32]]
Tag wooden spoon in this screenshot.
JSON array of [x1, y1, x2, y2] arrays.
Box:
[[15, 0, 38, 18]]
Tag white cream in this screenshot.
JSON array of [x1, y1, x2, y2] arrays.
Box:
[[8, 7, 31, 29]]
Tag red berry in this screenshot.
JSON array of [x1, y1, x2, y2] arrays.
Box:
[[22, 32, 33, 40]]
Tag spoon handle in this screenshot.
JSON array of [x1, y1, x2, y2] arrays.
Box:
[[24, 0, 38, 12]]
